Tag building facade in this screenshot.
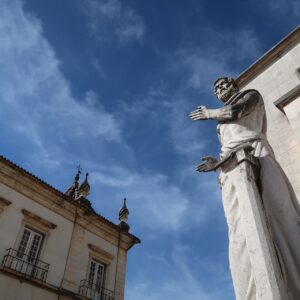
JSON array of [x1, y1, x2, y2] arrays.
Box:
[[0, 156, 140, 300], [236, 26, 300, 205]]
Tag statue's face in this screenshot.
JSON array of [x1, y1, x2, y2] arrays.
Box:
[[215, 79, 238, 102]]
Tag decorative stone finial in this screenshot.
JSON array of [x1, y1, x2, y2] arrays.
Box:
[[65, 166, 81, 200], [119, 198, 130, 232], [77, 173, 90, 199]]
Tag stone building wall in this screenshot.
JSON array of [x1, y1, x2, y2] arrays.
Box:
[[0, 156, 140, 300], [237, 27, 300, 204]]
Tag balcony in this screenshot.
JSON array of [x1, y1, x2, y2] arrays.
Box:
[[1, 248, 49, 282], [79, 279, 114, 300]]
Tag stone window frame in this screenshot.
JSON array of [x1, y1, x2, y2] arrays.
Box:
[[274, 83, 300, 112], [13, 209, 57, 262], [86, 257, 106, 291], [21, 209, 57, 234], [296, 67, 300, 80], [86, 243, 115, 289], [17, 225, 45, 262]]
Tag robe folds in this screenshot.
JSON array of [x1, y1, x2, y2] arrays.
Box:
[[217, 90, 300, 300]]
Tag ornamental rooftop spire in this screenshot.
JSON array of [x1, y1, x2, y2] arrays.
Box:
[[119, 198, 130, 232], [64, 165, 81, 200], [64, 168, 94, 212], [77, 172, 90, 199]]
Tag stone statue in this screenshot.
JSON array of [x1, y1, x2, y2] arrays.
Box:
[[189, 77, 300, 300]]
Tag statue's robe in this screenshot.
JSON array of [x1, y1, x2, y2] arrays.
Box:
[[217, 90, 300, 300]]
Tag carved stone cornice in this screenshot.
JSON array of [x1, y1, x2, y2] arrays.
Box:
[[0, 155, 140, 249], [237, 26, 300, 88], [0, 196, 11, 213], [274, 83, 300, 112], [22, 209, 57, 231], [88, 243, 114, 264]]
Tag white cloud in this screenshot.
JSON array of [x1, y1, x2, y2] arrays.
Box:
[[260, 0, 300, 17], [168, 91, 212, 156], [0, 2, 242, 299], [0, 0, 213, 233], [126, 243, 233, 300], [87, 159, 224, 234], [91, 167, 189, 230], [115, 10, 144, 43], [0, 0, 123, 175], [172, 29, 261, 92], [91, 57, 106, 78], [0, 1, 121, 142], [81, 0, 145, 43], [161, 28, 262, 159]]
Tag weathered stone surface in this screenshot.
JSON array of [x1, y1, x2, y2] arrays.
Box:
[[190, 77, 300, 299], [220, 149, 287, 299]]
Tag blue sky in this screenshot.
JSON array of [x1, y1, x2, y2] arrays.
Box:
[[0, 0, 299, 299]]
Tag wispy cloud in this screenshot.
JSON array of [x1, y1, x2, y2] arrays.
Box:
[[80, 0, 145, 43], [0, 1, 121, 145], [127, 242, 233, 300], [159, 28, 262, 160], [91, 167, 189, 230], [0, 0, 213, 234], [259, 0, 300, 17], [0, 3, 262, 299], [172, 29, 261, 92]]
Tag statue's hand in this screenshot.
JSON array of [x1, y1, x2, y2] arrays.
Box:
[[189, 106, 210, 120], [196, 156, 219, 172]]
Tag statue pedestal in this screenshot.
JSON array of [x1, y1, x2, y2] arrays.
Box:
[[223, 148, 288, 300]]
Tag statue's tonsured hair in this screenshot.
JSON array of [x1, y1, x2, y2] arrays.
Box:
[[214, 77, 238, 95]]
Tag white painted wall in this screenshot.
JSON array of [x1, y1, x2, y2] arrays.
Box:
[[0, 273, 57, 300], [61, 224, 119, 293], [0, 182, 74, 287], [84, 230, 118, 292], [241, 42, 300, 203], [0, 179, 127, 300]]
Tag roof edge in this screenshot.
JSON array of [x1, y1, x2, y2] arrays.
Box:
[[236, 26, 300, 88], [0, 155, 140, 243]]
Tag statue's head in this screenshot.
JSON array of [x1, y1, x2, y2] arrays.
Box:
[[214, 77, 239, 102]]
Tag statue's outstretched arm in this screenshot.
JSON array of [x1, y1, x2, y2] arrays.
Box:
[[189, 90, 261, 122]]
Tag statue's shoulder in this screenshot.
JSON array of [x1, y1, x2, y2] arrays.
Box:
[[238, 89, 262, 101], [240, 89, 261, 96], [226, 89, 262, 106]]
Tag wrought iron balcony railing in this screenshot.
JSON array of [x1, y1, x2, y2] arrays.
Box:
[[1, 248, 49, 282], [79, 279, 114, 300]]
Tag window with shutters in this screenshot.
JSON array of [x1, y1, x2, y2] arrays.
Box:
[[79, 258, 114, 300], [88, 259, 106, 292], [16, 227, 44, 264], [1, 226, 49, 282]]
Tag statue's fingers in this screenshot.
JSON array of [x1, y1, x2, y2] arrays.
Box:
[[190, 112, 203, 118], [190, 108, 201, 114], [190, 111, 205, 118], [190, 115, 205, 121], [201, 156, 211, 161], [190, 113, 203, 118], [202, 156, 216, 161], [196, 163, 206, 171], [189, 112, 198, 118], [189, 110, 202, 117], [189, 113, 199, 119], [197, 163, 206, 168]]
